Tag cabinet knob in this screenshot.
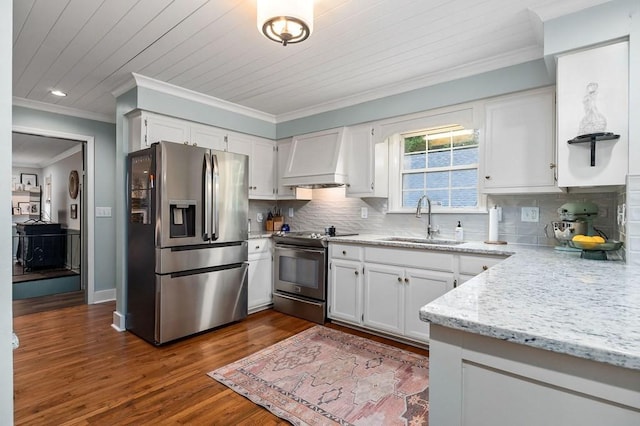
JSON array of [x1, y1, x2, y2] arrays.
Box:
[[354, 270, 359, 276], [404, 278, 409, 283], [482, 265, 488, 271], [255, 245, 260, 249], [485, 175, 491, 180], [342, 250, 347, 255], [192, 142, 197, 147], [549, 163, 556, 169], [346, 183, 351, 188], [397, 277, 402, 282]]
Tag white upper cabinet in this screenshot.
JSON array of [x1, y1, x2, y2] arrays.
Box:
[[345, 124, 388, 198], [228, 132, 276, 200], [556, 42, 629, 187], [190, 124, 227, 151], [482, 87, 559, 193], [128, 111, 227, 152], [128, 110, 190, 152]]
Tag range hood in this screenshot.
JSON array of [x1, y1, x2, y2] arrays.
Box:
[[281, 127, 348, 188]]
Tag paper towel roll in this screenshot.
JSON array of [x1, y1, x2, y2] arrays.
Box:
[[489, 206, 499, 241]]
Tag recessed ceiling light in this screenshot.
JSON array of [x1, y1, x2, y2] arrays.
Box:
[[50, 90, 67, 97]]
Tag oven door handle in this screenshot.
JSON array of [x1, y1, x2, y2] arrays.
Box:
[[274, 244, 325, 254], [275, 292, 324, 307]]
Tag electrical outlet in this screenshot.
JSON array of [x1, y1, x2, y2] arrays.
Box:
[[257, 213, 263, 223], [288, 207, 294, 218], [361, 207, 368, 219], [521, 207, 539, 223]]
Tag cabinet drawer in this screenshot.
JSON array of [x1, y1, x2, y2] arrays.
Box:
[[458, 255, 505, 276], [248, 238, 271, 256], [330, 243, 363, 261], [364, 247, 453, 272]]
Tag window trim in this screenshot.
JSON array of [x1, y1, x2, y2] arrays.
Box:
[[387, 128, 487, 214]]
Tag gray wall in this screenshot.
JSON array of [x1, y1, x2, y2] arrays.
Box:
[[1, 0, 13, 420], [13, 106, 117, 292], [276, 59, 553, 138]]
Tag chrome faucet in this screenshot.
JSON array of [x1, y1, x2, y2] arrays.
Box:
[[416, 195, 434, 238]]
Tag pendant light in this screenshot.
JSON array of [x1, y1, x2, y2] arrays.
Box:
[[257, 0, 314, 46]]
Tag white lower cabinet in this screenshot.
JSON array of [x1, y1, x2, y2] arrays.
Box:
[[248, 238, 272, 313], [328, 258, 362, 324], [363, 264, 453, 341], [363, 263, 405, 335], [328, 243, 454, 344], [403, 268, 453, 341], [429, 325, 640, 426]]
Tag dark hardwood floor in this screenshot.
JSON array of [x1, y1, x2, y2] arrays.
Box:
[[13, 302, 429, 425], [13, 291, 85, 317]]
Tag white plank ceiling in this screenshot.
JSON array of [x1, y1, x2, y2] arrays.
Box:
[[12, 0, 612, 122]]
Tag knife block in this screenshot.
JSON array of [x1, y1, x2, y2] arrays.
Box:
[[272, 216, 284, 231]]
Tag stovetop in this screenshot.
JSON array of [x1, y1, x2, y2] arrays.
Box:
[[272, 231, 358, 248]]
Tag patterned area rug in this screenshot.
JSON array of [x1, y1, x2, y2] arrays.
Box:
[[209, 325, 429, 425]]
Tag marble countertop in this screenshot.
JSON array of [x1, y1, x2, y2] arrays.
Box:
[[327, 234, 640, 370]]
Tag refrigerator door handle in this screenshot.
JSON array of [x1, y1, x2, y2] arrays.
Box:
[[203, 153, 213, 241], [212, 154, 220, 240]]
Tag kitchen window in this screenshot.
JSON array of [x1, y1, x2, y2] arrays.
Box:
[[389, 125, 480, 212]]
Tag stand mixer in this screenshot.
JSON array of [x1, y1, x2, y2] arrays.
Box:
[[547, 202, 599, 251]]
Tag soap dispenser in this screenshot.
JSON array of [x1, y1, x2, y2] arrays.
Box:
[[455, 221, 464, 242]]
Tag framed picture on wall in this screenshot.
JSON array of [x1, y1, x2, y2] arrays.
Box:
[[12, 207, 20, 215], [70, 203, 78, 219], [30, 202, 40, 215], [20, 173, 37, 187], [18, 202, 30, 214]]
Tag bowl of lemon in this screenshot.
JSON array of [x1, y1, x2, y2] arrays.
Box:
[[568, 235, 623, 251]]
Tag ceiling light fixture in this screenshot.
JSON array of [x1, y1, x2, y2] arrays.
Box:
[[50, 90, 67, 97], [257, 0, 313, 46]]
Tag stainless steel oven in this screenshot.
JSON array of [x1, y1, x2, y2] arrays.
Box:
[[272, 232, 330, 324], [274, 244, 326, 301]]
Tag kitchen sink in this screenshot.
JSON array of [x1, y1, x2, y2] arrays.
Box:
[[378, 237, 463, 245]]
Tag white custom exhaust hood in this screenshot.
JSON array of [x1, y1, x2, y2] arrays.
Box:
[[281, 127, 348, 188]]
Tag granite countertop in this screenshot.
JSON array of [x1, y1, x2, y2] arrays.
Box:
[[327, 234, 640, 370]]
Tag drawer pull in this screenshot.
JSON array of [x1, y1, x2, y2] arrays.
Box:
[[255, 245, 260, 249], [482, 265, 488, 271], [342, 250, 347, 255], [397, 277, 402, 282], [354, 270, 359, 276], [404, 278, 409, 283]]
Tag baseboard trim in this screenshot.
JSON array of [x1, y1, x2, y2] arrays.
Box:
[[112, 310, 126, 332]]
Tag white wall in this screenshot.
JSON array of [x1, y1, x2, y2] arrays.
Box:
[[1, 0, 14, 422], [42, 150, 83, 230]]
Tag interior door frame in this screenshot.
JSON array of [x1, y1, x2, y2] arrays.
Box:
[[12, 125, 95, 304]]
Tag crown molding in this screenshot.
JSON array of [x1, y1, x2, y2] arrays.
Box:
[[275, 46, 543, 123], [126, 73, 277, 124], [12, 97, 115, 123]]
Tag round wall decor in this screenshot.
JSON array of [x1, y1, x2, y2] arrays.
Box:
[[69, 170, 79, 199]]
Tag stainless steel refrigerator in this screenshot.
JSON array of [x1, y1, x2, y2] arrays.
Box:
[[127, 141, 249, 345]]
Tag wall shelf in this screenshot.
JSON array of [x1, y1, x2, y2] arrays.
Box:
[[567, 132, 620, 167]]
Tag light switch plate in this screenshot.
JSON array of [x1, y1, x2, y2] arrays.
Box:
[[361, 207, 368, 219], [96, 206, 112, 217], [288, 207, 294, 218], [257, 213, 263, 223], [521, 207, 539, 222]]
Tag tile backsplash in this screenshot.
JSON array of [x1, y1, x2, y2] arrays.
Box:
[[250, 188, 619, 247]]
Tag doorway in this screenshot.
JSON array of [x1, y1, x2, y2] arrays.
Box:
[[11, 130, 90, 315]]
